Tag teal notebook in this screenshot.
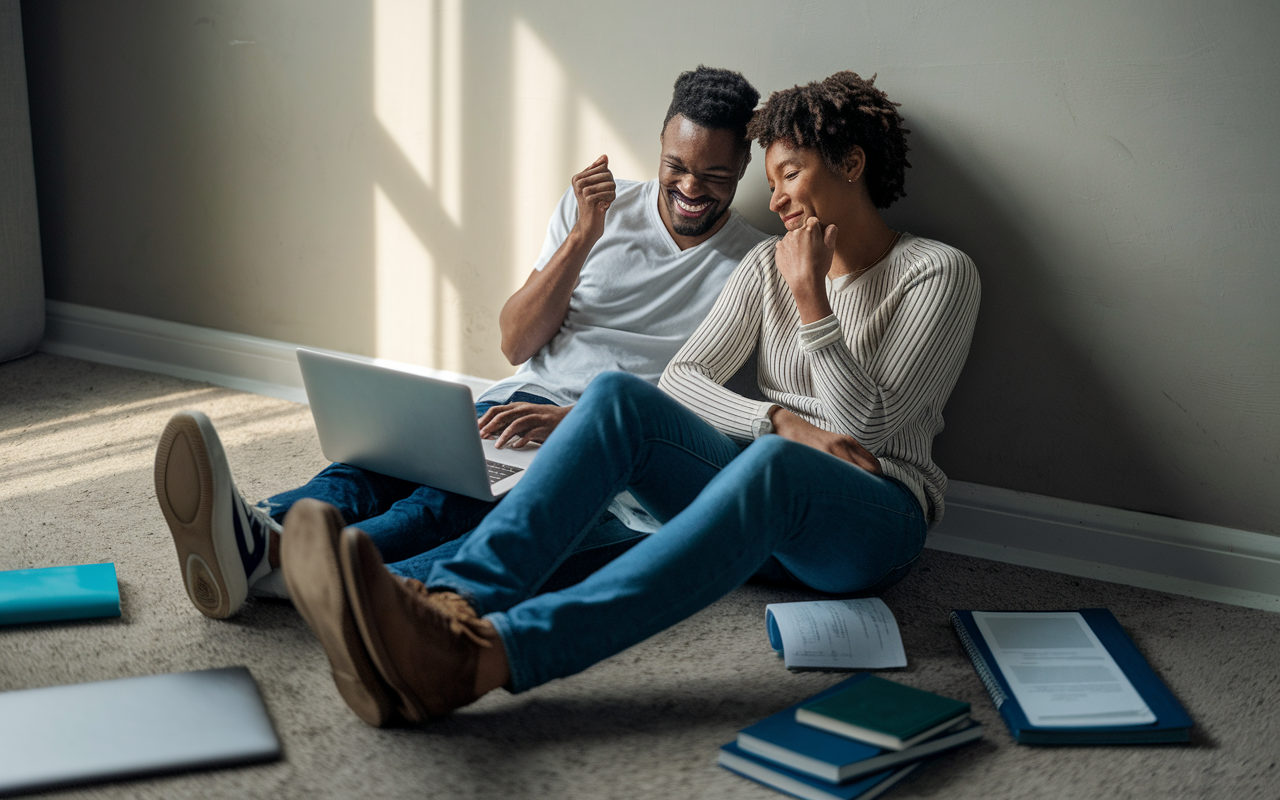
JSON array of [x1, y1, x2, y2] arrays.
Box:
[[0, 563, 121, 626], [796, 676, 970, 751]]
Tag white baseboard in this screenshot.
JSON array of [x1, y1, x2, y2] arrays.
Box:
[[39, 300, 1280, 612], [931, 482, 1280, 612], [40, 299, 495, 404]]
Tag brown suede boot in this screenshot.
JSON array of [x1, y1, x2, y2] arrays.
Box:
[[339, 527, 498, 723], [280, 499, 396, 727]]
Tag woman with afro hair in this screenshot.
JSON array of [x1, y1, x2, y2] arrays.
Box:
[[283, 72, 981, 725]]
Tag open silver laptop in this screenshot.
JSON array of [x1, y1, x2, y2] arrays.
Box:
[[296, 348, 536, 500]]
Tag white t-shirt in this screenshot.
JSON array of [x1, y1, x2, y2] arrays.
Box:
[[479, 179, 767, 406]]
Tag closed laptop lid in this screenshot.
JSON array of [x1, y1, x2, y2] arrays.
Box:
[[0, 667, 280, 795]]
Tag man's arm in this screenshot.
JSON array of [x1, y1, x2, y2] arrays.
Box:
[[498, 155, 616, 365]]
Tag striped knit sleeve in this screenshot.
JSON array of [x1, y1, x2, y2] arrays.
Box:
[[805, 246, 981, 450], [659, 239, 776, 442]]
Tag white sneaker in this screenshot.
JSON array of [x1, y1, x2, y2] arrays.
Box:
[[154, 410, 279, 618]]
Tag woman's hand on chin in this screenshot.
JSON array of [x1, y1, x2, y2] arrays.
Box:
[[775, 217, 838, 324], [770, 408, 881, 474]]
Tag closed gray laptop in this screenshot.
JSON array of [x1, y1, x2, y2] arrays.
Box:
[[296, 348, 537, 501], [0, 667, 280, 796]]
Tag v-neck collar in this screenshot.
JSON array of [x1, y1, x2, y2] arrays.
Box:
[[647, 179, 737, 257]]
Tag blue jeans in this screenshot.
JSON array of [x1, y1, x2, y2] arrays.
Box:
[[261, 392, 646, 577], [426, 372, 928, 692]]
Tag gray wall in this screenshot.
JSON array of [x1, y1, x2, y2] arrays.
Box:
[[0, 0, 42, 361], [22, 1, 1280, 536]]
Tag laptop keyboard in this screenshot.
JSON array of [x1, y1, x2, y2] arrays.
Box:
[[486, 460, 524, 485]]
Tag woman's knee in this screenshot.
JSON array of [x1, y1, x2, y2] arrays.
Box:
[[731, 435, 809, 486], [580, 371, 650, 405], [578, 371, 673, 420]]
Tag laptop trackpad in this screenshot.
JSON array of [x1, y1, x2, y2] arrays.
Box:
[[481, 436, 539, 468]]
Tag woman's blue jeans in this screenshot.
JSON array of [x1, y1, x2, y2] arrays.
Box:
[[426, 372, 928, 693]]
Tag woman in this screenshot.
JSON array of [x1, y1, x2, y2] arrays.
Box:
[[281, 71, 981, 727]]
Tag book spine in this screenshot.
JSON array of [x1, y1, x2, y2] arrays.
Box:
[[949, 612, 1007, 710]]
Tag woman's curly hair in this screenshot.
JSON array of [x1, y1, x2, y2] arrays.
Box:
[[747, 72, 910, 208]]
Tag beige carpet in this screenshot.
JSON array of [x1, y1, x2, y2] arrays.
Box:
[[2, 352, 1277, 799]]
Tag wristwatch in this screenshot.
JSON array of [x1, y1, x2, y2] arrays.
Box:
[[751, 404, 781, 439]]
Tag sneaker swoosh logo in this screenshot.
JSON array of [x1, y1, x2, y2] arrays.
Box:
[[234, 499, 266, 577]]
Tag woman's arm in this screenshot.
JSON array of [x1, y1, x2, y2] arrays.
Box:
[[804, 243, 981, 451], [658, 240, 775, 441]]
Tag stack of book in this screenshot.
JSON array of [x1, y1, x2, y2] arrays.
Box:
[[719, 674, 982, 800]]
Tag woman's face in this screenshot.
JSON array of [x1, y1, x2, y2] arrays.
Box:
[[764, 141, 856, 231]]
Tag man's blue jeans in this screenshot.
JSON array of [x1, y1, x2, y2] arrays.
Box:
[[426, 372, 928, 693], [261, 392, 646, 583]]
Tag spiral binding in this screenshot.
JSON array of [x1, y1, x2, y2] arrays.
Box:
[[950, 612, 1007, 709]]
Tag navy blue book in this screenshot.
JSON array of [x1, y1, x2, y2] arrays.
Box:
[[0, 563, 120, 626], [719, 742, 921, 800], [737, 675, 982, 783], [950, 609, 1194, 744]]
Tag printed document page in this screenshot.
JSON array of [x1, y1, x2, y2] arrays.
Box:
[[972, 611, 1155, 727], [766, 598, 907, 670]]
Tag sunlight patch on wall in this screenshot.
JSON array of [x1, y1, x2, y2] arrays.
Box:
[[438, 0, 463, 225], [375, 185, 462, 370], [374, 0, 462, 227], [375, 0, 435, 190], [575, 95, 650, 184], [512, 19, 567, 290], [510, 20, 650, 290]]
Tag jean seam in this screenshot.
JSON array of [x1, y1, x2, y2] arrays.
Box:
[[636, 434, 739, 475], [806, 489, 924, 521], [521, 499, 621, 598]]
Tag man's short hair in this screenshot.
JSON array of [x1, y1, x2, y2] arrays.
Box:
[[663, 66, 760, 165], [747, 71, 910, 209]]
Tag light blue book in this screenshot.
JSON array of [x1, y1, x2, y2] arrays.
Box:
[[0, 563, 121, 625]]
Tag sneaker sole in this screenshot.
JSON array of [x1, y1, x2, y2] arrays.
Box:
[[154, 411, 247, 619], [281, 500, 396, 728]]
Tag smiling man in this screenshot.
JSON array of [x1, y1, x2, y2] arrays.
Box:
[[153, 66, 768, 621], [481, 67, 766, 445]]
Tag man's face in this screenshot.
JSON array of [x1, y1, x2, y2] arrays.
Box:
[[656, 115, 747, 244]]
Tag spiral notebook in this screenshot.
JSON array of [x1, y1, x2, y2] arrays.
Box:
[[951, 608, 1193, 744]]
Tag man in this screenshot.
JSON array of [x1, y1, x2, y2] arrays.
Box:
[[154, 66, 767, 620]]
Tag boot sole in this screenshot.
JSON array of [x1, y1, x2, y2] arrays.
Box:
[[281, 500, 397, 727], [154, 411, 245, 619]]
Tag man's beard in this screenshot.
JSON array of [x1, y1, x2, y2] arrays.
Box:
[[667, 196, 729, 238]]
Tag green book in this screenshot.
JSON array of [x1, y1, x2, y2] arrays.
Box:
[[795, 675, 970, 751]]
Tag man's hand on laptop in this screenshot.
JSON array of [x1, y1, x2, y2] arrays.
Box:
[[478, 403, 572, 449]]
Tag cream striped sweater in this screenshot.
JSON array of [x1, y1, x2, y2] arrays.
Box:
[[658, 232, 980, 525]]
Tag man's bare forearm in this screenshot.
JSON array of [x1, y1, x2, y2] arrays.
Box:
[[501, 155, 615, 364], [499, 229, 596, 364]]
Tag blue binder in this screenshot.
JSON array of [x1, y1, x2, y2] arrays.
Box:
[[0, 563, 121, 626], [951, 608, 1194, 744]]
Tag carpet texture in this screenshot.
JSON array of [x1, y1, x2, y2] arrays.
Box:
[[1, 352, 1277, 799]]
